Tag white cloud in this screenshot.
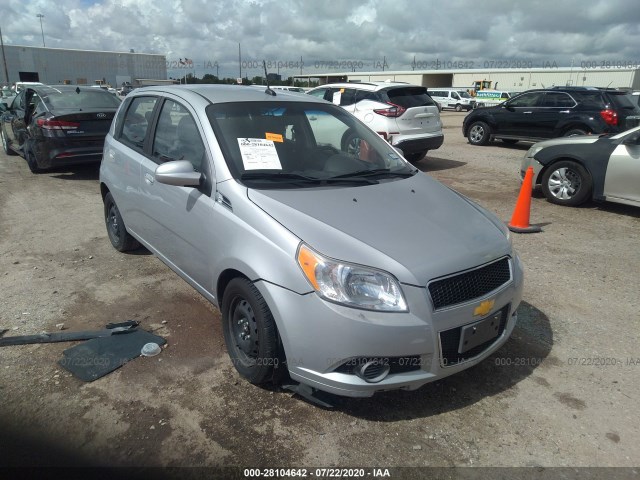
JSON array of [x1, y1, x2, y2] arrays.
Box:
[[2, 0, 639, 79]]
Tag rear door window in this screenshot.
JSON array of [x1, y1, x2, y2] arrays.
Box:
[[118, 96, 158, 151], [540, 92, 576, 108], [339, 88, 357, 106], [383, 87, 437, 108]]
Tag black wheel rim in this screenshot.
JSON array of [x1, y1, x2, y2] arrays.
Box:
[[230, 297, 258, 364], [107, 203, 121, 243]]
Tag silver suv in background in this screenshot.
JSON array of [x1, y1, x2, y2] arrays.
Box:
[[100, 85, 523, 401], [307, 82, 443, 162]]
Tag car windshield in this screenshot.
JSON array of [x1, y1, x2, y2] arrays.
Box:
[[207, 101, 413, 188], [40, 88, 122, 110], [457, 91, 471, 98]]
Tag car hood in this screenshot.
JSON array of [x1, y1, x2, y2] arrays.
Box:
[[247, 173, 511, 285], [530, 135, 603, 149]]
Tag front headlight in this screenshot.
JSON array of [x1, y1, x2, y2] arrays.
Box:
[[297, 244, 408, 312], [525, 145, 544, 158]]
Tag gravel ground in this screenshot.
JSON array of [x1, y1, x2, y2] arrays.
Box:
[[1, 112, 639, 477]]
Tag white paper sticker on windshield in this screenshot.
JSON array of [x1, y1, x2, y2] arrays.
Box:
[[237, 138, 282, 170], [331, 91, 342, 105]]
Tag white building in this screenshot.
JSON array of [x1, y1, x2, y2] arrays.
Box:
[[0, 45, 167, 87], [295, 67, 640, 92]]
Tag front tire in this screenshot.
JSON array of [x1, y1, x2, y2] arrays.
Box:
[[467, 121, 491, 145], [341, 130, 362, 157], [455, 104, 463, 112], [222, 278, 279, 385], [1, 127, 16, 156], [104, 192, 140, 251], [404, 152, 425, 162], [541, 161, 592, 206]]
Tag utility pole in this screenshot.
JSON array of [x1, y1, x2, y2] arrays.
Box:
[[238, 43, 241, 80], [0, 26, 9, 84], [37, 14, 45, 47]]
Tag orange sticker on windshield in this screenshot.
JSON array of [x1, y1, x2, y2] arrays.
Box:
[[266, 132, 283, 142]]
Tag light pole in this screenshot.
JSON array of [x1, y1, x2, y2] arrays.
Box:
[[36, 14, 45, 47]]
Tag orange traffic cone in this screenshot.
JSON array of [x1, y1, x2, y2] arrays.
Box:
[[508, 166, 542, 233]]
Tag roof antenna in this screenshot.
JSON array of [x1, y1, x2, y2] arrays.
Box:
[[263, 60, 276, 96]]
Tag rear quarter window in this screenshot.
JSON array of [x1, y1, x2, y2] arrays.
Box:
[[607, 93, 640, 112], [383, 87, 437, 108], [117, 96, 158, 151], [572, 92, 606, 109]]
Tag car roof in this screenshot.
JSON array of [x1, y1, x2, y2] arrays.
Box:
[[131, 84, 329, 104], [311, 81, 415, 92], [25, 85, 115, 94]]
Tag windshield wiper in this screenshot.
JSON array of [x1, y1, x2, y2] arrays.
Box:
[[240, 172, 376, 185], [328, 168, 417, 179], [241, 172, 321, 182]]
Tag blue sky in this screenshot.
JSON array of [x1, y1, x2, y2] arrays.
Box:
[[3, 0, 640, 79]]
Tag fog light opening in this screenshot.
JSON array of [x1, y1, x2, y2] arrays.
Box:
[[356, 359, 391, 383]]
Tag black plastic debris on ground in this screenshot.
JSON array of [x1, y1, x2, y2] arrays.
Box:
[[59, 330, 166, 382]]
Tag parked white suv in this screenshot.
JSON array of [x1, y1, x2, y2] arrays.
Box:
[[307, 82, 443, 162]]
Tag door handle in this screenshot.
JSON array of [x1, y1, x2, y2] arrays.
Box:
[[559, 110, 571, 114], [522, 111, 533, 114], [144, 172, 154, 185]]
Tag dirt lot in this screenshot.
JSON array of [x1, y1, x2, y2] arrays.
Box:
[[1, 112, 639, 475]]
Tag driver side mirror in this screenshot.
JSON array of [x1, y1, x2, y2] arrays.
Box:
[[155, 160, 202, 187]]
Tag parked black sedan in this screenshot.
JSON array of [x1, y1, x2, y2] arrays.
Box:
[[0, 85, 121, 172]]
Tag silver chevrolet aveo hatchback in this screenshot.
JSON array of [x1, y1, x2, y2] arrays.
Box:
[[100, 85, 524, 400]]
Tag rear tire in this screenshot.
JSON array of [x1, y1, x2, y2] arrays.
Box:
[[222, 277, 279, 385], [564, 128, 588, 137], [467, 121, 491, 145], [541, 161, 592, 207], [104, 192, 140, 251], [24, 146, 42, 173]]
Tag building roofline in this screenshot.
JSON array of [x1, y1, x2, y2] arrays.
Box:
[[4, 44, 164, 57], [293, 66, 640, 78]]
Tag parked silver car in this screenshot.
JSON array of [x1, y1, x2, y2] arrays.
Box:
[[99, 85, 523, 400], [520, 126, 640, 207]]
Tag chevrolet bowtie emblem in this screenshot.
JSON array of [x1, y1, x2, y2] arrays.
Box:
[[473, 299, 495, 317]]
